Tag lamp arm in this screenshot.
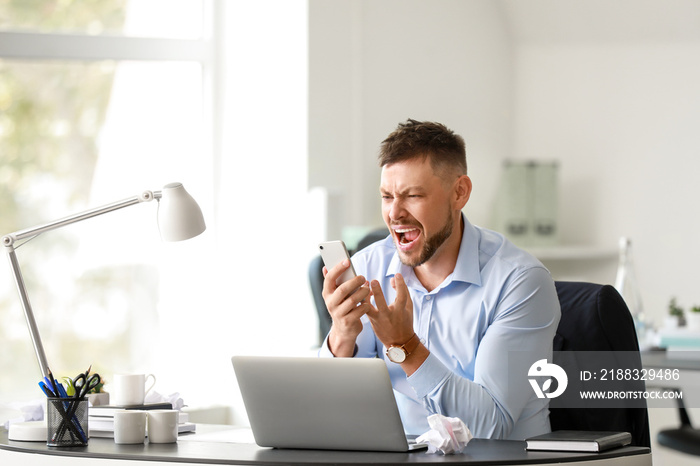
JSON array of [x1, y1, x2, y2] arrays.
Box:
[[2, 189, 159, 380], [2, 190, 157, 248], [5, 248, 51, 379]]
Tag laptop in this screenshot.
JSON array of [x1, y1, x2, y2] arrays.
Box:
[[231, 356, 426, 452]]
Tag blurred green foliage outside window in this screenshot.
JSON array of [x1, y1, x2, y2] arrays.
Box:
[[0, 0, 206, 410]]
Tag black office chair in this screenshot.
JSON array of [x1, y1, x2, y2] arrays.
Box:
[[551, 281, 651, 448], [656, 395, 700, 456], [309, 229, 389, 344]]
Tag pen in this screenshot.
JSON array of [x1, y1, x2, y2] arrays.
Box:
[[38, 381, 56, 397], [47, 370, 60, 397], [55, 381, 69, 399], [44, 377, 55, 394]]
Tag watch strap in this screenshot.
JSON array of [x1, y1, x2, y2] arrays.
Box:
[[387, 333, 420, 362], [400, 333, 420, 356]]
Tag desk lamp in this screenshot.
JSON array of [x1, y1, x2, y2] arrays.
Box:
[[1, 182, 206, 381]]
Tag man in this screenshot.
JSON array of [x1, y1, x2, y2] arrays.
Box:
[[319, 119, 560, 440]]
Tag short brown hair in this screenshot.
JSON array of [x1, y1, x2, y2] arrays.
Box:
[[378, 119, 467, 176]]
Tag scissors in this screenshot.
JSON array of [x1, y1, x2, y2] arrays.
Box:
[[72, 371, 101, 399]]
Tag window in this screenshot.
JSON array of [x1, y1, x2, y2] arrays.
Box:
[[1, 1, 314, 423], [0, 0, 216, 408]]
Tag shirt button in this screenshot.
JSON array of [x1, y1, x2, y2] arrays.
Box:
[[425, 295, 432, 301]]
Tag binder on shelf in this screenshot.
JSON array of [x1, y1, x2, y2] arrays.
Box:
[[493, 161, 533, 246], [492, 160, 559, 247], [531, 161, 558, 247]]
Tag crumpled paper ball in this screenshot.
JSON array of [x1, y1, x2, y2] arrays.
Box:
[[2, 399, 45, 429], [416, 414, 473, 454], [145, 390, 185, 410]]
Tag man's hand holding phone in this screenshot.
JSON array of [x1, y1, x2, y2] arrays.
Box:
[[319, 241, 372, 357]]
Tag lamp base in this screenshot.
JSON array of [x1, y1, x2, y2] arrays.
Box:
[[8, 421, 47, 442]]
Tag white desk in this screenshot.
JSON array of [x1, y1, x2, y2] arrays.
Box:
[[0, 424, 652, 466]]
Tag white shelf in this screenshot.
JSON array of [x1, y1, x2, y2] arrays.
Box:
[[523, 245, 618, 261]]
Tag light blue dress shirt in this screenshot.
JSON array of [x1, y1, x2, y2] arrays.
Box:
[[319, 216, 561, 440]]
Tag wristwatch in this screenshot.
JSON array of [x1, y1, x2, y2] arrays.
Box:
[[386, 333, 420, 364]]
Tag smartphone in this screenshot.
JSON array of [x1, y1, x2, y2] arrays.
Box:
[[319, 240, 357, 287]]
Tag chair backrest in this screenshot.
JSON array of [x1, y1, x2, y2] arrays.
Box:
[[551, 281, 651, 447], [310, 229, 389, 344], [309, 254, 331, 344], [355, 228, 389, 251]]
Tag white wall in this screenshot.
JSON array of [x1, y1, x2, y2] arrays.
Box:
[[309, 0, 514, 240], [512, 42, 700, 331], [167, 0, 315, 423]]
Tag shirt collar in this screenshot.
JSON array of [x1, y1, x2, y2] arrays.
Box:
[[387, 213, 482, 287]]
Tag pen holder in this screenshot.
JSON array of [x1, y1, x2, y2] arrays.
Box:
[[46, 397, 89, 447]]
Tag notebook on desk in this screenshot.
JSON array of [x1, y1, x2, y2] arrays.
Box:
[[231, 356, 425, 452]]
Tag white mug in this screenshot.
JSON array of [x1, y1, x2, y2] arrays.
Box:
[[147, 410, 179, 444], [113, 410, 147, 444], [112, 373, 156, 406]]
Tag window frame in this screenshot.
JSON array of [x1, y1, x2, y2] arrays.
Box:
[[0, 0, 223, 206], [0, 31, 212, 61]]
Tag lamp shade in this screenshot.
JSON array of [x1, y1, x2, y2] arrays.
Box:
[[158, 182, 206, 241]]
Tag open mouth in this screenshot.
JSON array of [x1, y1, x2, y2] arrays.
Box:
[[394, 227, 421, 250]]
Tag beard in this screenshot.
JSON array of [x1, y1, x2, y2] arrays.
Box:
[[396, 208, 455, 268]]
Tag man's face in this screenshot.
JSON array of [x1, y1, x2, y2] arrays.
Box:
[[380, 157, 457, 268]]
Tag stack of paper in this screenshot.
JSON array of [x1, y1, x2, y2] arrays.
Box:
[[657, 328, 700, 359], [659, 329, 700, 346], [88, 403, 196, 438]]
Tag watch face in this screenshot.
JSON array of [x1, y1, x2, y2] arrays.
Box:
[[387, 346, 406, 363]]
